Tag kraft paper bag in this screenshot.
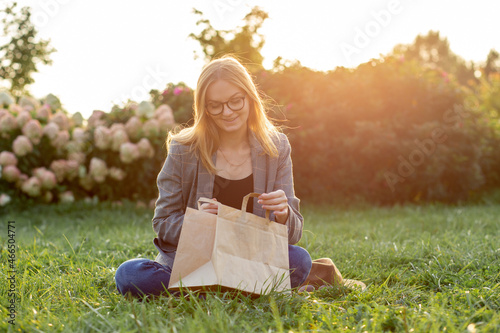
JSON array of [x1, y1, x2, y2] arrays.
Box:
[[168, 193, 291, 295]]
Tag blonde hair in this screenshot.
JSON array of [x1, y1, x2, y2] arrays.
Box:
[[167, 55, 279, 173]]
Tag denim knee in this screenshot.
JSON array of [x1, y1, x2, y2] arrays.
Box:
[[288, 245, 312, 288]]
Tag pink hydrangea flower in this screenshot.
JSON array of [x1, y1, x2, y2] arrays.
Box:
[[19, 96, 40, 111], [72, 128, 87, 142], [137, 138, 155, 159], [110, 123, 126, 133], [142, 119, 160, 139], [108, 167, 126, 181], [16, 110, 32, 128], [158, 114, 175, 133], [33, 167, 57, 190], [173, 87, 183, 95], [36, 104, 51, 122], [0, 151, 18, 166], [50, 159, 68, 182], [155, 104, 175, 132], [87, 110, 105, 128], [0, 193, 11, 206], [2, 165, 21, 182], [22, 104, 34, 112], [51, 130, 70, 149], [8, 104, 22, 114], [94, 126, 112, 150], [125, 116, 142, 140], [0, 113, 17, 133], [136, 101, 155, 118], [50, 112, 70, 131], [72, 112, 84, 127], [59, 191, 75, 203], [119, 142, 140, 164], [111, 128, 129, 152], [43, 122, 59, 141], [40, 171, 57, 190], [22, 119, 43, 145], [154, 104, 174, 119], [12, 135, 33, 156], [21, 176, 42, 197], [32, 167, 45, 179], [89, 157, 107, 183]]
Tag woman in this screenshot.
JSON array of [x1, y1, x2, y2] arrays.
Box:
[[115, 56, 312, 297]]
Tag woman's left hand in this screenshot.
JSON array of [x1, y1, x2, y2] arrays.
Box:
[[258, 190, 289, 224]]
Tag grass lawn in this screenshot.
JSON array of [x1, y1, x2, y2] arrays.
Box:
[[0, 201, 499, 332]]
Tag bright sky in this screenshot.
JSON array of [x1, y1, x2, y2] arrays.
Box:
[[3, 0, 499, 118]]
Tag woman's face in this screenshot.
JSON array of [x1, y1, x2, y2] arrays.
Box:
[[205, 79, 250, 135]]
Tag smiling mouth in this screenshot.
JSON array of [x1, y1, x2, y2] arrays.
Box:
[[223, 117, 237, 122]]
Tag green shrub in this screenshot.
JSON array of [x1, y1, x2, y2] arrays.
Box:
[[257, 56, 495, 204]]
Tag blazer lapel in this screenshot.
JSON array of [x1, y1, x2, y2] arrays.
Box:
[[196, 151, 216, 203], [250, 133, 267, 216]]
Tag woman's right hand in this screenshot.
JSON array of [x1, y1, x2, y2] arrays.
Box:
[[199, 198, 218, 215]]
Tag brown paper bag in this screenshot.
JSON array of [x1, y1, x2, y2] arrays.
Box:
[[168, 193, 291, 295]]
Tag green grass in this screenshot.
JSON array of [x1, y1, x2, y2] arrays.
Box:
[[1, 201, 499, 332]]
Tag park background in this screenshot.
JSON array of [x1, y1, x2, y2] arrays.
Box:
[[0, 1, 499, 332]]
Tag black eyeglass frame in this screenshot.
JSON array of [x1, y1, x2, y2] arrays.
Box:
[[205, 95, 246, 116]]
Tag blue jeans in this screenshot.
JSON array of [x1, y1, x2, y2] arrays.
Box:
[[115, 245, 312, 297]]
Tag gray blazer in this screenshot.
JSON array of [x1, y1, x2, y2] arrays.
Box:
[[152, 131, 304, 268]]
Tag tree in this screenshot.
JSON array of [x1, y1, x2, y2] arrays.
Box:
[[188, 6, 268, 73], [391, 31, 476, 86], [482, 49, 499, 78], [0, 2, 56, 98]]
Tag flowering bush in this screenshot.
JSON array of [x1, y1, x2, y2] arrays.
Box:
[[150, 82, 194, 125], [0, 90, 178, 206]]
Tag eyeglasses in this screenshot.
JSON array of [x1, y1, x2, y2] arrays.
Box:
[[205, 96, 246, 116]]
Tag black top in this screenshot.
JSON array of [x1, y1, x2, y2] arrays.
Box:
[[213, 173, 254, 213]]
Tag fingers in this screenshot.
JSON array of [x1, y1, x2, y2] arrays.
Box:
[[199, 198, 218, 215], [258, 190, 286, 207], [258, 190, 289, 224], [259, 202, 288, 213], [258, 190, 285, 201]]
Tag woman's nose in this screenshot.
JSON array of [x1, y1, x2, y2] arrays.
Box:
[[221, 103, 233, 116]]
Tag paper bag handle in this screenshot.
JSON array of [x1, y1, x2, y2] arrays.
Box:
[[242, 193, 271, 220], [197, 197, 219, 210], [198, 194, 271, 221]]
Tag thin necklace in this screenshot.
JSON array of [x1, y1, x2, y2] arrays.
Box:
[[218, 148, 250, 167]]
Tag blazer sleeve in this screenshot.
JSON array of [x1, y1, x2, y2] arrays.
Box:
[[152, 142, 186, 252], [274, 134, 304, 245]]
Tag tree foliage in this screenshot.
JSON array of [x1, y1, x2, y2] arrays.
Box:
[[0, 2, 55, 97], [188, 6, 268, 73], [482, 49, 500, 78], [391, 31, 477, 87]]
